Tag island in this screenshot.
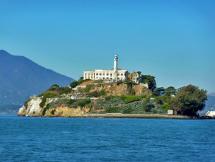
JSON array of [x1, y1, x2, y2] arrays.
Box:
[[18, 55, 207, 118]]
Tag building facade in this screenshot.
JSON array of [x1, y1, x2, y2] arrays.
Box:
[[83, 55, 128, 82]]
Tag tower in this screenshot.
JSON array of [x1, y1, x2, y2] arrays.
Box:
[[113, 54, 118, 72], [113, 54, 119, 81]]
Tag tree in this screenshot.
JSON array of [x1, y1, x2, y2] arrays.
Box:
[[139, 75, 156, 91], [70, 81, 79, 88], [153, 87, 165, 96], [49, 84, 60, 91], [172, 85, 207, 117], [70, 77, 85, 88], [165, 86, 176, 96], [145, 103, 155, 112]]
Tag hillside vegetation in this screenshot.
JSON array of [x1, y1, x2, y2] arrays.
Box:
[[18, 75, 207, 117]]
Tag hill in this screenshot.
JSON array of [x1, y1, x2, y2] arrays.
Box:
[[18, 79, 207, 118], [0, 50, 73, 108], [205, 95, 215, 110]]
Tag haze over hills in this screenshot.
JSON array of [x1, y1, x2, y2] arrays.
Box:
[[0, 50, 73, 108], [205, 95, 215, 109]]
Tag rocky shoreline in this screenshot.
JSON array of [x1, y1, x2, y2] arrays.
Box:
[[72, 113, 191, 119], [18, 112, 191, 119]]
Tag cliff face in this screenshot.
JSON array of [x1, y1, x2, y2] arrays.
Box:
[[78, 81, 150, 96], [18, 96, 90, 117], [44, 106, 90, 117], [18, 97, 43, 116]]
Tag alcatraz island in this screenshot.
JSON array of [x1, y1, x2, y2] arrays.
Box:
[[18, 54, 207, 119]]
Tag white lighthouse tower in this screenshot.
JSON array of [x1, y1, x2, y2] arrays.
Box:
[[113, 54, 119, 71], [113, 54, 119, 81]]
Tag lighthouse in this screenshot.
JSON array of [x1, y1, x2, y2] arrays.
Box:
[[113, 54, 118, 72], [113, 54, 119, 81]]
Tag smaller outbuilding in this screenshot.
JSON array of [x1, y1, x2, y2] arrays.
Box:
[[205, 110, 215, 118]]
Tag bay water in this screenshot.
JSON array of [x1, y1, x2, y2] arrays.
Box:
[[0, 116, 214, 162]]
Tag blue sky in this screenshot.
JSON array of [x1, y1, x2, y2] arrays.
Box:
[[0, 0, 214, 92]]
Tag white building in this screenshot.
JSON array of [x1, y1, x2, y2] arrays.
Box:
[[83, 55, 128, 82], [205, 110, 215, 118]]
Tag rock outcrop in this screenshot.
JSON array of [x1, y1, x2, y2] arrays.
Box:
[[18, 97, 43, 116], [18, 96, 90, 117]]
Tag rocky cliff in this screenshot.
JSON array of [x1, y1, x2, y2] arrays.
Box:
[[18, 96, 90, 117]]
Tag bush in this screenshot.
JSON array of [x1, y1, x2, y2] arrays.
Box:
[[98, 90, 106, 96], [123, 107, 133, 114], [59, 87, 71, 94], [39, 91, 58, 108], [70, 81, 79, 88], [67, 99, 76, 105], [106, 106, 120, 113], [145, 103, 155, 112], [77, 99, 91, 107], [70, 77, 86, 89], [49, 84, 60, 91], [121, 95, 142, 103], [84, 84, 93, 93], [161, 103, 170, 111]]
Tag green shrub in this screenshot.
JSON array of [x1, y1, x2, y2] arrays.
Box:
[[145, 103, 155, 112], [84, 84, 93, 93], [67, 99, 76, 105], [77, 99, 91, 107], [121, 95, 142, 103], [39, 91, 58, 108], [49, 84, 60, 91], [99, 90, 106, 96], [70, 81, 79, 88], [161, 103, 170, 111], [123, 107, 133, 114], [59, 87, 71, 94], [106, 106, 120, 113]]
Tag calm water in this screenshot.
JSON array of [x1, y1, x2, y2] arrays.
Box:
[[0, 116, 215, 162]]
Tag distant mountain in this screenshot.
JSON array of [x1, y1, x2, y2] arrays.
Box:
[[198, 95, 215, 116], [0, 105, 20, 115], [205, 95, 215, 110], [0, 50, 73, 108]]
